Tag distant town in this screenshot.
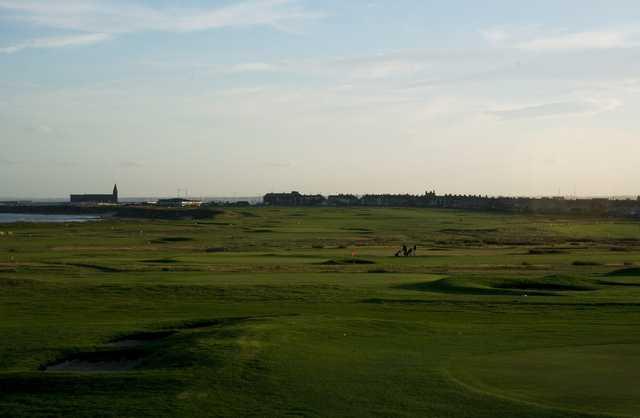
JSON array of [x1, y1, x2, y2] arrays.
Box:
[[263, 191, 640, 217], [1, 185, 640, 218]]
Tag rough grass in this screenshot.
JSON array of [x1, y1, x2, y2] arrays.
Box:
[[396, 275, 598, 296], [1, 207, 640, 417], [450, 344, 640, 417]]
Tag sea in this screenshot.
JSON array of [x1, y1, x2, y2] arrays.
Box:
[[0, 214, 100, 224]]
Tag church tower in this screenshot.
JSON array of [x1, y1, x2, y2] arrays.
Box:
[[112, 184, 119, 203]]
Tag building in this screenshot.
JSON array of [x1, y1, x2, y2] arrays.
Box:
[[156, 198, 202, 207], [327, 194, 360, 206], [263, 191, 326, 206], [70, 184, 118, 204]]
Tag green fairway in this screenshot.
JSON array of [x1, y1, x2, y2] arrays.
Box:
[[1, 207, 639, 417], [450, 344, 640, 417]]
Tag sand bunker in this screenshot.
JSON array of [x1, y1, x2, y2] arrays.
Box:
[[41, 317, 256, 373], [42, 332, 175, 373]]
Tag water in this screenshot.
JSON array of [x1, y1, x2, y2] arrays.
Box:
[[0, 213, 100, 223]]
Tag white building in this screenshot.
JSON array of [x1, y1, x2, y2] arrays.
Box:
[[156, 198, 203, 207]]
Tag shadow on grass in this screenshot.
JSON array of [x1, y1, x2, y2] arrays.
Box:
[[66, 263, 124, 273], [606, 267, 640, 277], [141, 258, 180, 264], [318, 258, 376, 265], [393, 275, 597, 297], [394, 279, 537, 296], [151, 237, 193, 244], [38, 316, 274, 374]]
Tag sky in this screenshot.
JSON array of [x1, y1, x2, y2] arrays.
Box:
[[1, 0, 640, 198]]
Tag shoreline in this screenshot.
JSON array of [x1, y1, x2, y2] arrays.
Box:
[[0, 205, 222, 220]]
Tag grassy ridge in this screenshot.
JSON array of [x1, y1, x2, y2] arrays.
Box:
[[0, 207, 639, 417]]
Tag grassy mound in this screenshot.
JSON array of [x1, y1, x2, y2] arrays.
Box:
[[572, 260, 602, 266], [42, 317, 260, 374], [153, 237, 193, 243], [110, 330, 176, 344], [528, 248, 566, 255], [319, 258, 376, 265], [606, 267, 640, 277], [449, 344, 640, 417], [341, 227, 373, 234], [494, 275, 597, 291], [367, 268, 392, 274], [597, 279, 640, 287], [142, 258, 179, 264], [396, 278, 531, 296], [397, 275, 596, 296]]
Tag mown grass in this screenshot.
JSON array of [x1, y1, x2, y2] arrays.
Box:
[[0, 207, 639, 417]]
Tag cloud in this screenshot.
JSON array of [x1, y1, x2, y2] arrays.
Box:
[[481, 25, 640, 51], [265, 54, 434, 81], [0, 32, 111, 53], [52, 160, 80, 168], [0, 0, 323, 53], [145, 43, 640, 89], [229, 62, 280, 73], [36, 124, 53, 134], [519, 30, 635, 51], [348, 59, 428, 80], [119, 160, 144, 169], [174, 53, 436, 81], [0, 158, 74, 167], [0, 0, 323, 35], [488, 98, 621, 120], [0, 158, 20, 166], [261, 161, 292, 168], [480, 28, 510, 46]]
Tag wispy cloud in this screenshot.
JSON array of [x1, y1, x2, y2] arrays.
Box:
[[261, 161, 292, 169], [0, 0, 323, 53], [481, 25, 640, 51], [0, 158, 20, 166], [0, 32, 111, 54], [229, 62, 280, 73], [155, 53, 438, 81], [238, 54, 435, 81], [0, 0, 323, 34], [0, 157, 78, 167], [519, 30, 635, 51], [346, 58, 428, 80], [488, 98, 620, 120], [119, 160, 144, 169], [480, 28, 510, 46]]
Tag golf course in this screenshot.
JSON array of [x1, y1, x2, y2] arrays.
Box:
[[1, 207, 639, 417]]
